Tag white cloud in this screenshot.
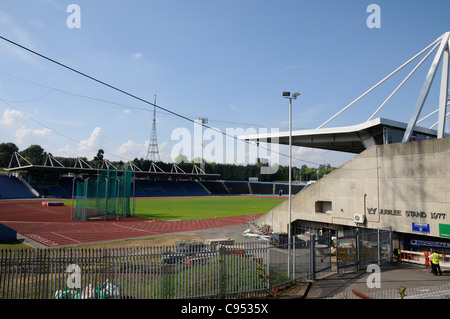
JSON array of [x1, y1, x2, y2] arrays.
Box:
[[228, 104, 239, 112], [78, 127, 108, 153], [15, 126, 51, 144], [117, 139, 148, 158], [130, 53, 143, 59], [1, 109, 25, 125], [55, 144, 73, 157], [129, 52, 153, 69]]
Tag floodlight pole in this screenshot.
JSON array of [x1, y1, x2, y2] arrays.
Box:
[[199, 117, 208, 172], [283, 91, 300, 279]]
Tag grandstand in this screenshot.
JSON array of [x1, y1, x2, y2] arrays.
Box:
[[0, 175, 35, 199], [0, 174, 305, 199], [1, 153, 305, 199]]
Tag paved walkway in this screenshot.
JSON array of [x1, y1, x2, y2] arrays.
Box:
[[306, 262, 450, 299]]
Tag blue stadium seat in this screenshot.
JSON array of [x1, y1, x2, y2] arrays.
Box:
[[0, 175, 35, 199]]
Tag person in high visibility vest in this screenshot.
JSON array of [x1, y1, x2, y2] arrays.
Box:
[[428, 250, 434, 273], [393, 248, 401, 262], [431, 249, 442, 276]]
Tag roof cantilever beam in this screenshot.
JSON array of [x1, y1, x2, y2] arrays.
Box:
[[101, 159, 117, 170], [437, 45, 449, 138], [430, 109, 450, 130], [7, 151, 32, 169], [44, 154, 65, 167], [149, 161, 164, 173], [74, 157, 92, 169], [171, 163, 185, 174], [192, 164, 206, 175], [318, 36, 441, 129], [126, 161, 142, 172], [403, 32, 450, 142], [368, 41, 440, 121]]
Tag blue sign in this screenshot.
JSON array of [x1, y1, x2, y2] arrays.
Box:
[[412, 222, 430, 234], [410, 239, 450, 249]]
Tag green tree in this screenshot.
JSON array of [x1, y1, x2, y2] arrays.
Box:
[[0, 142, 19, 168], [20, 144, 46, 165], [93, 149, 104, 168]]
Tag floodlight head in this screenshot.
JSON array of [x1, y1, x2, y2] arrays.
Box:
[[292, 92, 300, 98], [282, 92, 291, 97]]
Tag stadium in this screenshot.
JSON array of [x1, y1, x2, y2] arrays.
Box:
[[0, 31, 449, 257], [0, 155, 305, 247], [0, 3, 449, 299]]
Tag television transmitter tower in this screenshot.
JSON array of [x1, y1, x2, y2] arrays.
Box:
[[146, 91, 160, 162]]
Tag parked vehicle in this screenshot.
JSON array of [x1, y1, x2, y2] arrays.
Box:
[[270, 233, 288, 247], [258, 235, 271, 242], [244, 232, 261, 238], [270, 233, 307, 248]]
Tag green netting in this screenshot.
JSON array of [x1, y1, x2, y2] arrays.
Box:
[[73, 168, 134, 221]]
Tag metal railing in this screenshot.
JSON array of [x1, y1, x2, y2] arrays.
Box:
[[0, 230, 392, 299], [0, 241, 270, 299], [336, 229, 392, 272]]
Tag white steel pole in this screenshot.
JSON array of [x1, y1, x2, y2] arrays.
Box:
[[438, 45, 449, 138], [288, 96, 292, 279]]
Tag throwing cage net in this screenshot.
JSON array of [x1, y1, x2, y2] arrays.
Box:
[[72, 169, 135, 221]]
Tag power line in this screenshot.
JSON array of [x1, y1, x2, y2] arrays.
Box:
[[0, 98, 135, 162], [0, 35, 323, 167], [0, 70, 273, 128]]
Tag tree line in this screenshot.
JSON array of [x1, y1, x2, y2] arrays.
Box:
[[0, 143, 334, 182]]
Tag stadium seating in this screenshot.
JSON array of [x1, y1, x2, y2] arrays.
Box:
[[179, 181, 210, 196], [0, 175, 36, 199], [159, 180, 188, 196], [135, 180, 167, 197], [223, 181, 251, 194], [249, 181, 274, 195], [36, 185, 69, 198], [200, 180, 229, 195], [133, 180, 209, 197], [58, 177, 75, 195], [0, 171, 305, 199]]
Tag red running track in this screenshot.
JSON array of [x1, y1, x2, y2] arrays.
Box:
[[0, 199, 260, 248]]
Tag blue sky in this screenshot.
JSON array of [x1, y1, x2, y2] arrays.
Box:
[[0, 0, 449, 168]]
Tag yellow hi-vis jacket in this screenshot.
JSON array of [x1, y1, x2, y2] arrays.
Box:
[[432, 253, 440, 265]]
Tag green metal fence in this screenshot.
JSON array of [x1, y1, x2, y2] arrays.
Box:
[[73, 168, 134, 221]]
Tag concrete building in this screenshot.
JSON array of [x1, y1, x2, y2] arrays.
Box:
[[241, 32, 450, 250], [254, 137, 449, 250]]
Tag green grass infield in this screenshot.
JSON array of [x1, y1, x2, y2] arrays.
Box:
[[134, 196, 286, 221]]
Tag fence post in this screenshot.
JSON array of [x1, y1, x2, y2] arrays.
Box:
[[309, 234, 316, 280], [389, 229, 394, 263], [377, 228, 381, 265], [266, 241, 270, 292], [356, 228, 360, 270], [292, 238, 296, 280]]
